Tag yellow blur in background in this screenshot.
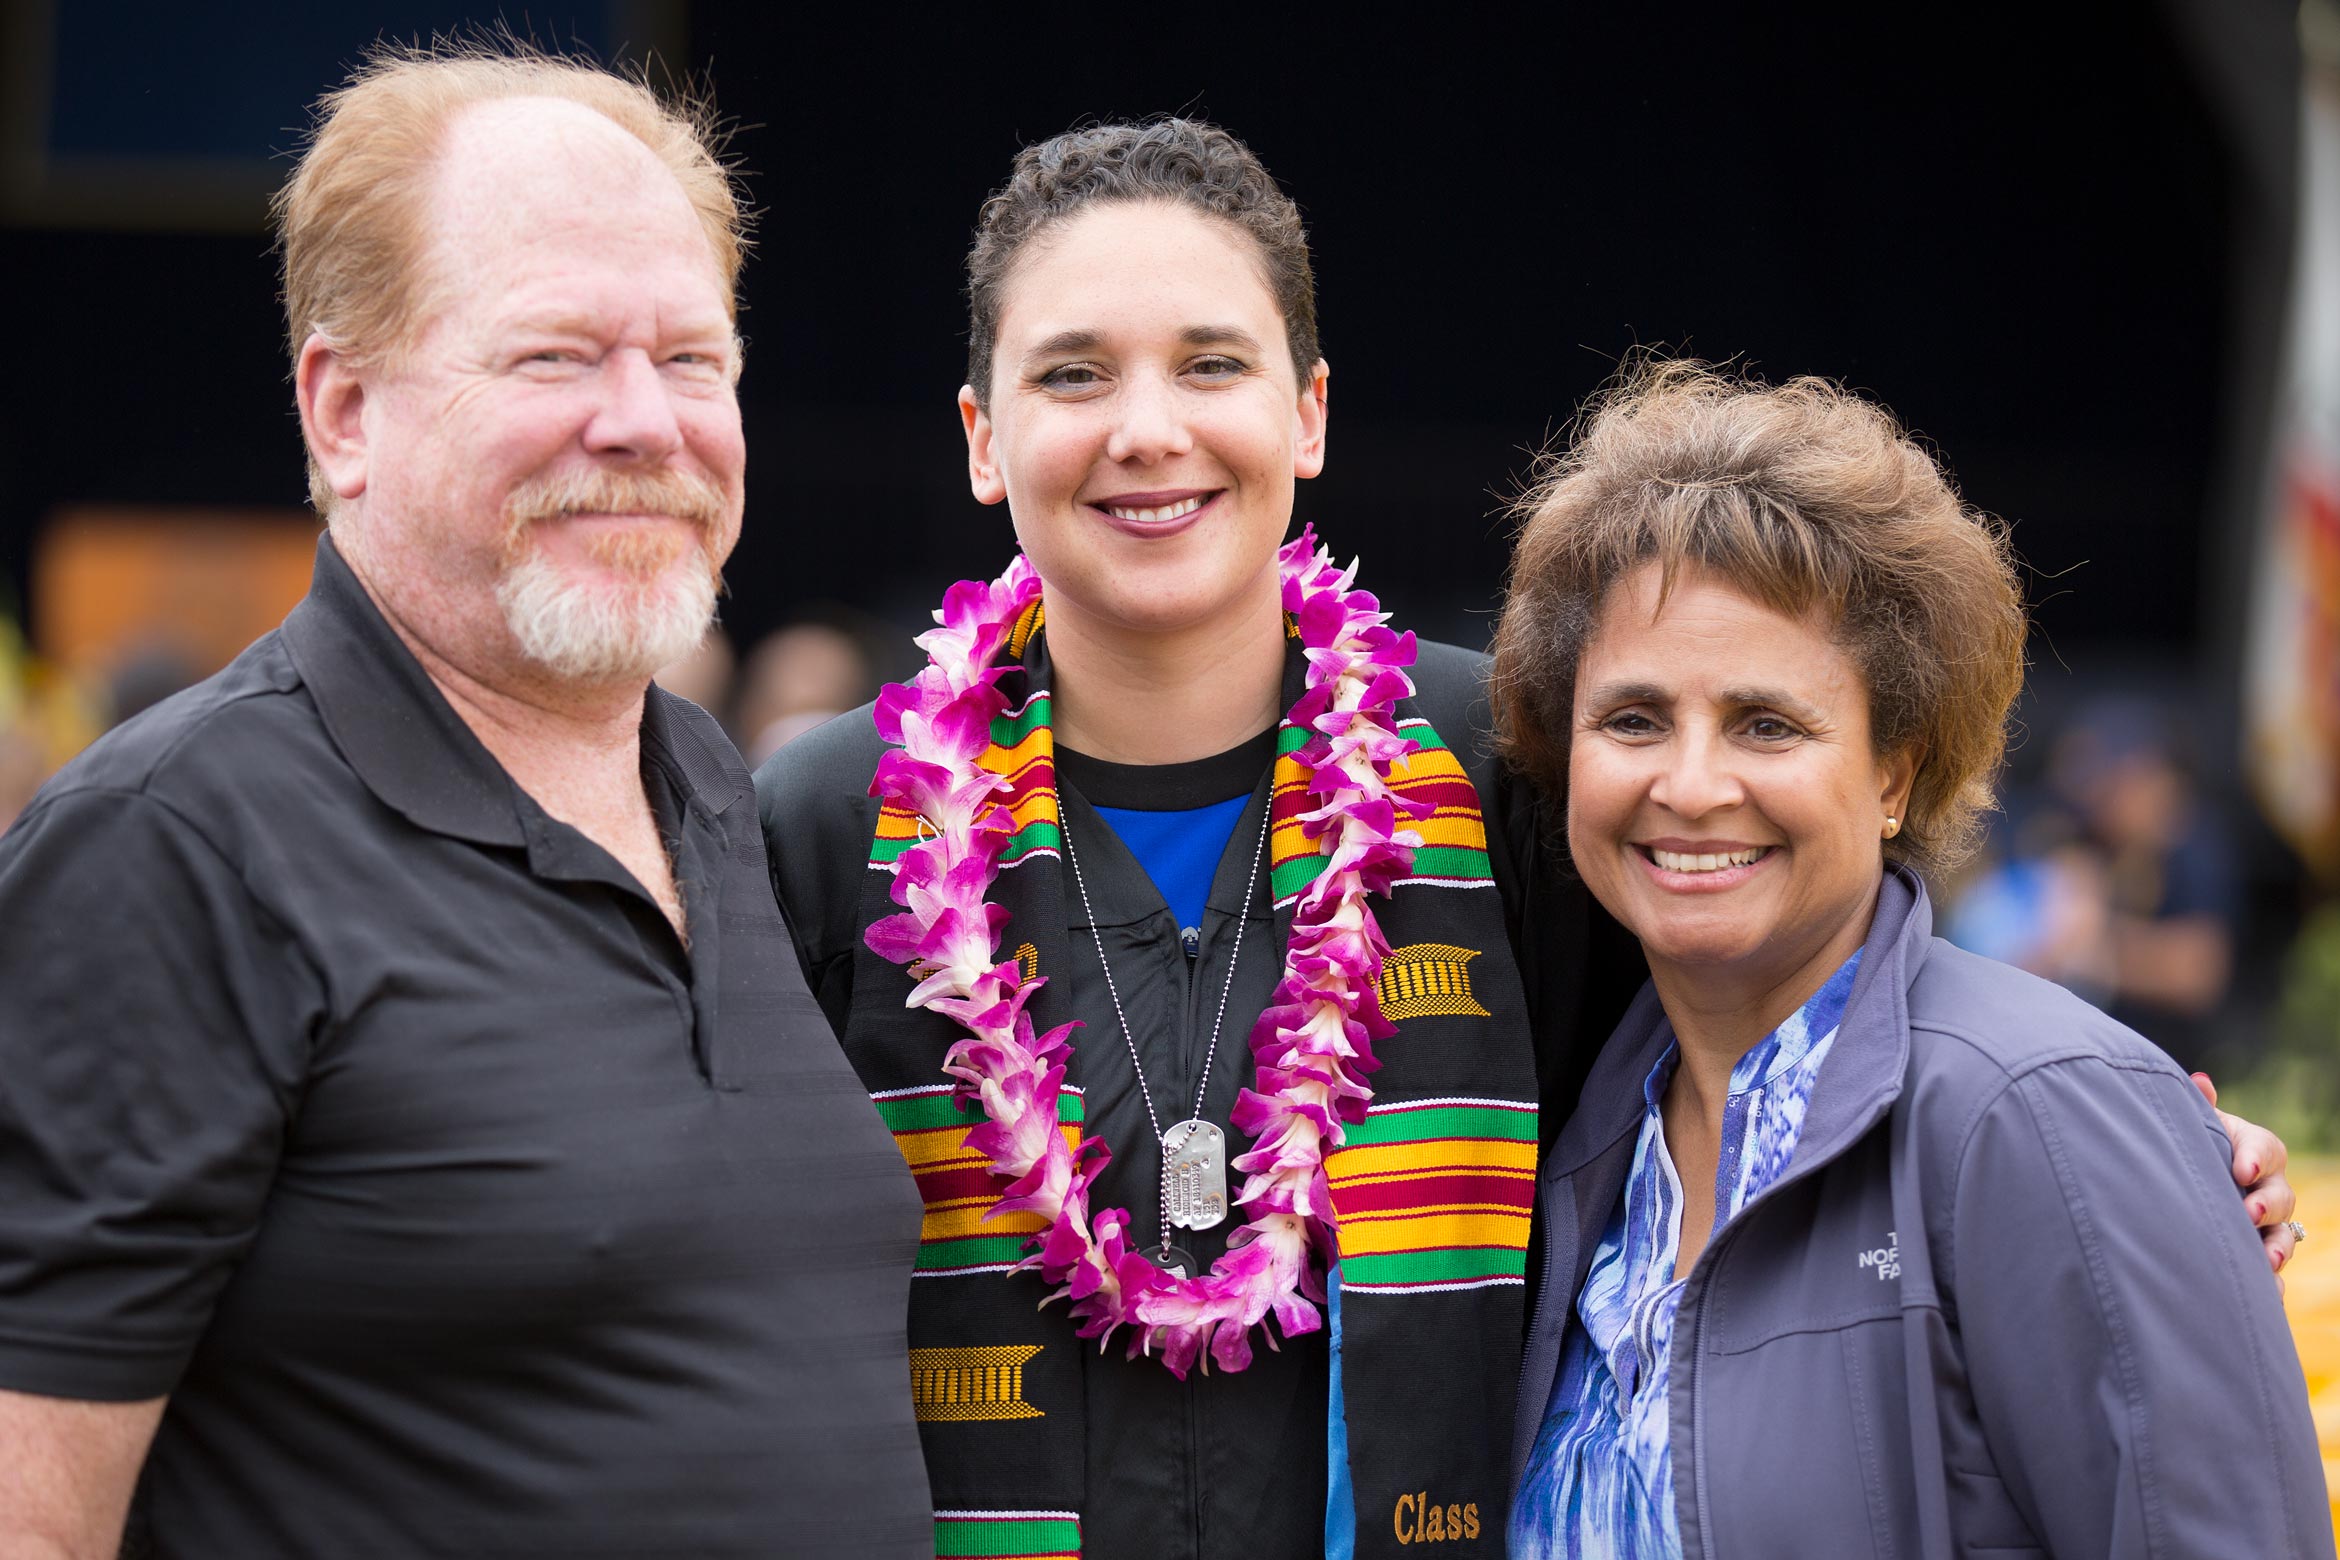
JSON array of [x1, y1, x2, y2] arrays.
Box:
[[0, 507, 316, 833], [2296, 1160, 2340, 1533]]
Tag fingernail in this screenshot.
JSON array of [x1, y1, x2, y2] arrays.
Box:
[[2247, 1199, 2265, 1222], [2242, 1162, 2261, 1183]]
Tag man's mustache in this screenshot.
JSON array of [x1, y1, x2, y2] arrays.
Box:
[[503, 467, 729, 538]]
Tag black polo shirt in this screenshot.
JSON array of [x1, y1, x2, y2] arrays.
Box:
[[0, 537, 933, 1557]]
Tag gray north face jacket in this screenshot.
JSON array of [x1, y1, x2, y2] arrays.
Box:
[[1511, 866, 2331, 1559]]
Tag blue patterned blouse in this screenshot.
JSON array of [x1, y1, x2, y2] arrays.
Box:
[[1509, 951, 1863, 1560]]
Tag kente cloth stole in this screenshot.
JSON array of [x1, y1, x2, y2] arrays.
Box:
[[847, 621, 1538, 1557]]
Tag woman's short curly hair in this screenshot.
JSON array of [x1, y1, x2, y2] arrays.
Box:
[[963, 117, 1319, 408], [1489, 359, 2028, 881]]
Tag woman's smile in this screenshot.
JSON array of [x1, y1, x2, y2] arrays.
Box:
[[1090, 487, 1222, 536], [1634, 841, 1777, 887]]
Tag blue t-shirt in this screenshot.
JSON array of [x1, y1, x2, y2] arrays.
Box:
[[1092, 796, 1250, 939], [1056, 731, 1274, 947]]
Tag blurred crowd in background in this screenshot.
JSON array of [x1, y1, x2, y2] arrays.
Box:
[[1942, 692, 2337, 1148]]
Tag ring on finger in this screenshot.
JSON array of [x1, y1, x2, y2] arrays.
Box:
[[2284, 1219, 2307, 1245]]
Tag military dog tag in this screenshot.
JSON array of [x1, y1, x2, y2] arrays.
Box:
[[1161, 1119, 1229, 1232], [1143, 1243, 1198, 1280]]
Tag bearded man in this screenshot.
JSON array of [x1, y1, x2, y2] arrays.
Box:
[[0, 47, 932, 1559]]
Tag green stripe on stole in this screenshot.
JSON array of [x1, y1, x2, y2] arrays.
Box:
[[873, 1089, 1083, 1133], [1340, 1102, 1537, 1145], [932, 1512, 1082, 1557]]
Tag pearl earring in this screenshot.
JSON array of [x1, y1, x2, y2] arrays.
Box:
[[1884, 816, 1901, 839]]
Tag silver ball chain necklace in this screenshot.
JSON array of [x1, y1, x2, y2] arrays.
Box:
[[1060, 799, 1269, 1281]]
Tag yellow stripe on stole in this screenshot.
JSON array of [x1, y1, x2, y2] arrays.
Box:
[[1272, 810, 1488, 859], [1269, 745, 1481, 798], [873, 728, 1059, 839], [1322, 1137, 1537, 1183], [894, 1121, 1081, 1170], [1335, 1209, 1530, 1257], [979, 725, 1052, 775], [1404, 811, 1494, 850], [876, 785, 1059, 841], [920, 1202, 1051, 1241], [1268, 745, 1487, 867], [1387, 744, 1477, 783]]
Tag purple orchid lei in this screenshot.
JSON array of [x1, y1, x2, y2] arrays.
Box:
[[864, 525, 1428, 1377]]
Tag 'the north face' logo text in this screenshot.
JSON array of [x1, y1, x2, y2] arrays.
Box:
[[1858, 1230, 1900, 1281]]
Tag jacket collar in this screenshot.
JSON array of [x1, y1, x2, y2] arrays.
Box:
[[279, 533, 745, 846], [1545, 864, 1938, 1184], [1785, 864, 1933, 1177], [1547, 980, 1672, 1179]]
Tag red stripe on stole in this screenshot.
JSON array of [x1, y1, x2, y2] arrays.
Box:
[[1386, 773, 1481, 807], [993, 755, 1054, 792], [1328, 1172, 1534, 1217], [885, 755, 1052, 815], [913, 1165, 1006, 1206], [1329, 1156, 1534, 1183], [1366, 1099, 1536, 1118], [1270, 775, 1478, 829]]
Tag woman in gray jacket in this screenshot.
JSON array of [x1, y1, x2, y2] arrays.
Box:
[[1490, 360, 2328, 1558]]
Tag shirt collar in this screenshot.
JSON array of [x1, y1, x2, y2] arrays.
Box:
[[1638, 1043, 1678, 1113], [1630, 947, 1863, 1116], [279, 533, 746, 846], [279, 534, 528, 848], [1728, 948, 1863, 1095]]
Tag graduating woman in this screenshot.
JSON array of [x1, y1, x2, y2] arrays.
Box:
[[753, 124, 2298, 1560]]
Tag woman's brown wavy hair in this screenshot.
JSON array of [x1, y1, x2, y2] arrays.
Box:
[[1489, 359, 2027, 881]]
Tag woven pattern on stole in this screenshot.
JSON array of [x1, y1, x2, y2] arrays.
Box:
[[910, 1346, 1047, 1422], [871, 1086, 1082, 1275], [1269, 716, 1493, 906], [870, 690, 1061, 872], [1326, 1098, 1538, 1292]]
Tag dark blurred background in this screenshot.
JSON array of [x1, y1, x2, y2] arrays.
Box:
[[2, 1, 2335, 1127]]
